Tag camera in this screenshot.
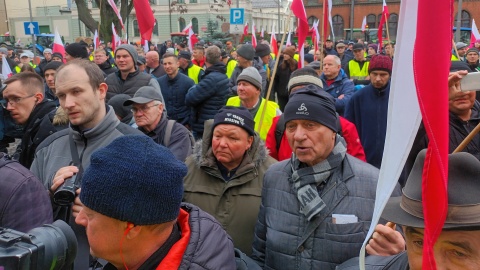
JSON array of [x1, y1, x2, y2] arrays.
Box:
[[0, 220, 77, 270], [53, 173, 79, 206]]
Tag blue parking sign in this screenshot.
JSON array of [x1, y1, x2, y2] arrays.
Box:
[[230, 8, 244, 25]]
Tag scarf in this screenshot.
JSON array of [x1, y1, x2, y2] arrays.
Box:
[[290, 135, 347, 221]]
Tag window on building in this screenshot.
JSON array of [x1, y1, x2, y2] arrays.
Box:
[[454, 10, 471, 28], [192, 18, 199, 34], [190, 0, 197, 3], [133, 20, 140, 37], [91, 0, 98, 8], [332, 15, 344, 39], [177, 0, 185, 3], [308, 16, 318, 28], [179, 18, 186, 31], [388, 13, 398, 40], [153, 19, 159, 36], [367, 14, 376, 29], [149, 0, 156, 4]]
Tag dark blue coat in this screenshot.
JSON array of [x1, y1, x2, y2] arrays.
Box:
[[320, 69, 355, 116], [158, 72, 195, 125], [185, 63, 229, 137]]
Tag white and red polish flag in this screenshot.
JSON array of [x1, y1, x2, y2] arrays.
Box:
[[182, 22, 198, 52], [358, 0, 452, 269], [470, 19, 480, 47], [361, 16, 367, 33], [285, 31, 292, 47], [251, 21, 257, 47], [111, 22, 121, 52], [311, 19, 320, 60], [52, 28, 65, 62], [378, 0, 390, 51], [243, 22, 248, 36], [291, 0, 308, 68], [2, 55, 12, 79], [270, 24, 278, 57], [107, 0, 125, 30], [260, 27, 264, 38], [93, 30, 99, 50]]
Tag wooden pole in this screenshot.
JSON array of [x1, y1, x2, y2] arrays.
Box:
[[256, 3, 293, 135], [384, 13, 390, 46], [319, 0, 326, 68], [452, 39, 460, 59], [453, 122, 480, 153]]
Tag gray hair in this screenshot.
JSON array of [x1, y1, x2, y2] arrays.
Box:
[[328, 55, 341, 66], [205, 46, 221, 65]]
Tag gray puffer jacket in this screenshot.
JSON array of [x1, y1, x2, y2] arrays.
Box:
[[252, 155, 400, 270]]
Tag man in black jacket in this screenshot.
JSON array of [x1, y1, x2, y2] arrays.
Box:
[[2, 72, 57, 167], [93, 48, 117, 76]]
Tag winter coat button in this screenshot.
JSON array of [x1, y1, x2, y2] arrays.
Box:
[[298, 245, 304, 252]]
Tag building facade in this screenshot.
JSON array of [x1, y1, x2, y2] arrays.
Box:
[[4, 0, 288, 44]]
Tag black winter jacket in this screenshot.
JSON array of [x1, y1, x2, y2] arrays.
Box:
[[185, 63, 229, 137]]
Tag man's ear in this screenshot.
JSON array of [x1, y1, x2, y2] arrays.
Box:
[[125, 223, 141, 240], [97, 82, 108, 99], [34, 92, 44, 103]]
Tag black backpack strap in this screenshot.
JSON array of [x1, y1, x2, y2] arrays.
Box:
[[275, 114, 286, 152]]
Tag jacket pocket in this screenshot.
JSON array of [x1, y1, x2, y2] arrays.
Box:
[[324, 221, 366, 243]]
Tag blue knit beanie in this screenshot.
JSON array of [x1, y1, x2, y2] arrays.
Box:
[[80, 135, 187, 225]]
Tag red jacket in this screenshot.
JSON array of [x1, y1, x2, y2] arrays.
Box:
[[266, 115, 367, 162]]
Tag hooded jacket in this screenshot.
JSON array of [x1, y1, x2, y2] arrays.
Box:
[[183, 120, 277, 255]]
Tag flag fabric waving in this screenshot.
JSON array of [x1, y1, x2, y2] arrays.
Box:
[[311, 20, 320, 60], [286, 31, 292, 47], [112, 22, 121, 52], [93, 30, 99, 50], [2, 55, 12, 80], [182, 22, 198, 52], [322, 0, 329, 43], [291, 0, 308, 68], [133, 0, 155, 41], [107, 0, 125, 30], [270, 24, 278, 57], [52, 28, 65, 62], [260, 27, 264, 38], [358, 0, 452, 269], [471, 19, 480, 47], [361, 16, 367, 33], [327, 0, 334, 40], [378, 0, 390, 51], [252, 21, 257, 47], [243, 22, 248, 36]]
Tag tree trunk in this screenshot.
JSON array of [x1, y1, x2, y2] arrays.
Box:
[[74, 0, 134, 43]]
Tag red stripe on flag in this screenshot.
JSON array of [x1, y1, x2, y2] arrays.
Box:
[[413, 0, 452, 268], [133, 0, 155, 41], [322, 0, 328, 43], [291, 0, 308, 68]]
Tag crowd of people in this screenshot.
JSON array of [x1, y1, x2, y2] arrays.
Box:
[[0, 33, 480, 270]]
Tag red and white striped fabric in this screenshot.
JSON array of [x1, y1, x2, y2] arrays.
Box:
[[2, 55, 12, 79], [52, 28, 65, 63], [361, 16, 367, 33], [377, 0, 390, 51], [107, 0, 125, 30], [182, 22, 198, 52], [270, 24, 278, 57], [359, 0, 452, 269], [291, 0, 308, 68], [252, 21, 257, 47], [471, 19, 480, 47]]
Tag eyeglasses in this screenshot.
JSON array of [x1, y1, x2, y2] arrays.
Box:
[[1, 94, 35, 109], [131, 103, 158, 114]]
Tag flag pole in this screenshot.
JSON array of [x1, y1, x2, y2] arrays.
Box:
[[384, 13, 391, 46], [256, 2, 293, 135], [452, 39, 460, 59], [319, 0, 326, 68], [453, 123, 480, 153]]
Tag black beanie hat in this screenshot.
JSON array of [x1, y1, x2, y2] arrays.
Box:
[[213, 106, 255, 136], [237, 44, 255, 60], [43, 61, 63, 72], [65, 43, 89, 59], [450, 60, 473, 73], [255, 44, 271, 57], [80, 135, 187, 225], [107, 94, 134, 124], [284, 87, 338, 132], [51, 52, 64, 61]]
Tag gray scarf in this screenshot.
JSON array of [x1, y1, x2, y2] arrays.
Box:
[[290, 135, 347, 221]]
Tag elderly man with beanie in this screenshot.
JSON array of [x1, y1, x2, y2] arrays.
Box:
[[226, 67, 280, 141], [336, 42, 353, 69], [184, 106, 277, 255], [272, 45, 297, 110], [345, 54, 393, 169], [105, 44, 164, 102], [76, 135, 236, 269], [228, 44, 267, 97], [185, 46, 230, 139], [252, 88, 402, 270], [339, 150, 480, 270], [466, 47, 480, 72], [65, 42, 89, 62], [178, 50, 204, 84], [452, 41, 468, 61], [266, 67, 366, 162]]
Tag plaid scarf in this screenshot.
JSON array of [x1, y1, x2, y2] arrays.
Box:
[[290, 135, 347, 221]]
